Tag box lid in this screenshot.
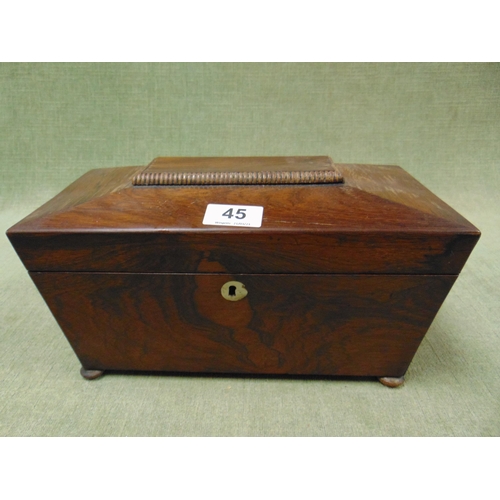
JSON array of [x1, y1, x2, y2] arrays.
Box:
[[7, 156, 480, 274]]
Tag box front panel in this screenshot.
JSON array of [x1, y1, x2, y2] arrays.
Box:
[[31, 272, 456, 377]]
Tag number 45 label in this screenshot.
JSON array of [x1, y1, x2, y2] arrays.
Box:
[[203, 204, 264, 228]]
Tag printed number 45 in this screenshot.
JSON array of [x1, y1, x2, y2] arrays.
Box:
[[222, 208, 246, 219]]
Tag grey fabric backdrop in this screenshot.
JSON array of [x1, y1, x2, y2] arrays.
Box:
[[1, 63, 498, 436]]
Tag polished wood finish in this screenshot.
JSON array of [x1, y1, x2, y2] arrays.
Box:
[[9, 231, 478, 275], [7, 161, 480, 275], [32, 272, 455, 377], [144, 155, 338, 173], [6, 157, 481, 383]]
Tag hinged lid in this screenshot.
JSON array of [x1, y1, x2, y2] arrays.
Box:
[[7, 157, 480, 275]]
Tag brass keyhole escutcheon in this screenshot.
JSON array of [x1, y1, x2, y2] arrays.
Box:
[[221, 281, 248, 301]]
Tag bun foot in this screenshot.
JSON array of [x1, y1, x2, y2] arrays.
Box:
[[80, 367, 104, 380], [378, 376, 405, 388]]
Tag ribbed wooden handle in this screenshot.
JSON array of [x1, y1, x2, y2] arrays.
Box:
[[133, 170, 343, 186]]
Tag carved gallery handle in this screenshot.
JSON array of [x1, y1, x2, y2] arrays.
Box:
[[133, 170, 344, 186]]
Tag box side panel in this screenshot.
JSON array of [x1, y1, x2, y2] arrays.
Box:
[[30, 272, 457, 377], [13, 231, 479, 275]]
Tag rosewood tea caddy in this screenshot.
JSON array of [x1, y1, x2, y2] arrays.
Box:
[[6, 157, 480, 387]]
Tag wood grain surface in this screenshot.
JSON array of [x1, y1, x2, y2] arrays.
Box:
[[7, 162, 480, 274], [7, 159, 481, 381], [10, 230, 478, 275], [144, 156, 337, 173], [31, 272, 457, 377]]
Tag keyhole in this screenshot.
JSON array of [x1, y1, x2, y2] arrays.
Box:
[[221, 281, 247, 301]]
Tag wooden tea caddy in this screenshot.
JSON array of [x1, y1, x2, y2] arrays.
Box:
[[6, 157, 480, 387]]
